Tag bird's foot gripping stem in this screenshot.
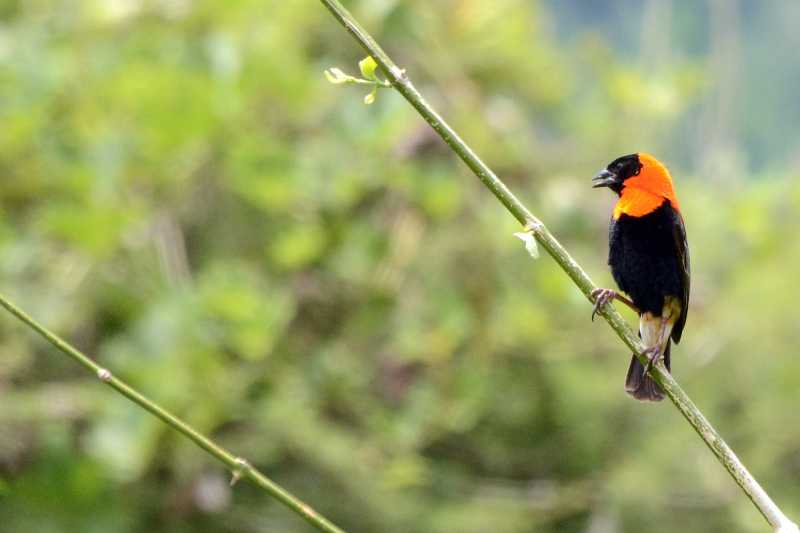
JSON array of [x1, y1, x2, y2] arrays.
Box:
[[640, 345, 663, 375], [589, 288, 638, 321]]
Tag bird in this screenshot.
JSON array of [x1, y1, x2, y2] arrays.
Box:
[[589, 153, 690, 402]]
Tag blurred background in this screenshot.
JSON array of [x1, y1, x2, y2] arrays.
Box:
[[1, 0, 800, 531]]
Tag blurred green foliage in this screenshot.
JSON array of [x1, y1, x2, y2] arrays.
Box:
[[1, 1, 800, 532]]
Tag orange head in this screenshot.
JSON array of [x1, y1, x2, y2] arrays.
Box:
[[591, 153, 679, 218]]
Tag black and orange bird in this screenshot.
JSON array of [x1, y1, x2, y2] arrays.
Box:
[[590, 154, 690, 402]]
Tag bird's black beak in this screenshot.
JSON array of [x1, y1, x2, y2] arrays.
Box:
[[591, 169, 619, 188]]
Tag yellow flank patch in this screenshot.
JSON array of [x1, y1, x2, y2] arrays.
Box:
[[639, 296, 682, 350], [663, 295, 683, 319], [639, 313, 664, 349]]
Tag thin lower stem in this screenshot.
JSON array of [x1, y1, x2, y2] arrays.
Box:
[[0, 292, 348, 533]]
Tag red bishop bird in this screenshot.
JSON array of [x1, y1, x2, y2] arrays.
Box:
[[590, 153, 690, 402]]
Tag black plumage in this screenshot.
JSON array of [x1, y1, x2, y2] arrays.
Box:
[[609, 201, 689, 401], [609, 201, 689, 334]]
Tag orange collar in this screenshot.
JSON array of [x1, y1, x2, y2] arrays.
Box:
[[614, 188, 668, 218], [614, 153, 680, 218]]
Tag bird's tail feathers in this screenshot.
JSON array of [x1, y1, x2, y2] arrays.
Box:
[[625, 338, 671, 402]]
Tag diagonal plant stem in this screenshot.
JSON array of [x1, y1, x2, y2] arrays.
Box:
[[318, 1, 799, 532], [0, 293, 348, 533]]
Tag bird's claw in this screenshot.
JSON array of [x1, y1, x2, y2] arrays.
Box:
[[640, 345, 663, 376], [590, 288, 618, 322]]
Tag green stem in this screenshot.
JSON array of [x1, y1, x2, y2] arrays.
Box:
[[318, 1, 799, 532], [0, 292, 348, 533]]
